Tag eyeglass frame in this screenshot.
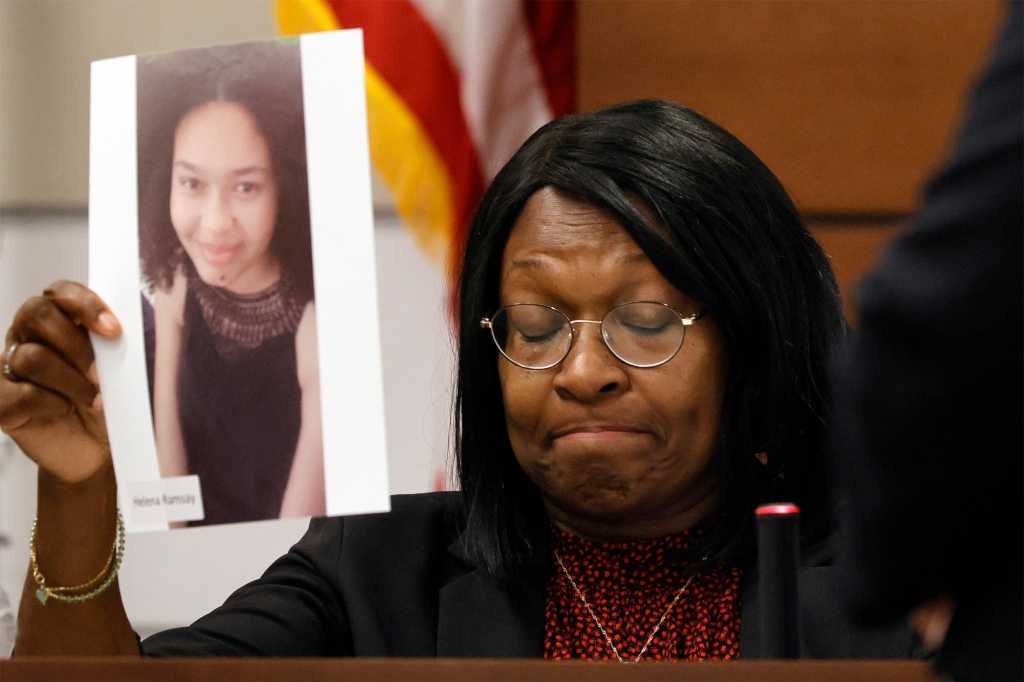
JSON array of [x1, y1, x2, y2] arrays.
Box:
[[479, 301, 708, 370]]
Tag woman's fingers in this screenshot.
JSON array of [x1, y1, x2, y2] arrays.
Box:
[[43, 280, 122, 338], [0, 377, 75, 435], [7, 296, 96, 381], [6, 282, 120, 379], [3, 341, 99, 407], [43, 278, 121, 337], [0, 376, 111, 484], [0, 282, 118, 484], [1, 281, 108, 429]]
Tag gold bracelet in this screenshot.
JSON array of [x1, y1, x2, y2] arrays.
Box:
[[30, 510, 125, 604]]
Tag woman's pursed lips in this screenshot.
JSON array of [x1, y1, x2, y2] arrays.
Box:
[[549, 423, 653, 441]]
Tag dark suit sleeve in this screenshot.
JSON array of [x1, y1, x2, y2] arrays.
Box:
[[141, 516, 353, 656], [831, 0, 1022, 628]]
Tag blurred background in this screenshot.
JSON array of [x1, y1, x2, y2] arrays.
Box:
[[0, 0, 1003, 644]]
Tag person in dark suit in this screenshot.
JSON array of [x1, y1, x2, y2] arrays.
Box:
[[2, 100, 917, 660], [831, 3, 1022, 680]]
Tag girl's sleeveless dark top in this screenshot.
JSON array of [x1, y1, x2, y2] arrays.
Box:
[[177, 283, 303, 526]]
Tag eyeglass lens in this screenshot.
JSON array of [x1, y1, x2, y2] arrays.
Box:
[[489, 302, 686, 369]]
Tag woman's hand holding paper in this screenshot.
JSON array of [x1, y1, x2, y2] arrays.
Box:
[[1, 280, 138, 656], [0, 280, 120, 483]]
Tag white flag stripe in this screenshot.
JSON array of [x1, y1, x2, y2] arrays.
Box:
[[412, 0, 553, 182]]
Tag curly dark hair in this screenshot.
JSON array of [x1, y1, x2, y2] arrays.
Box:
[[136, 39, 313, 302], [455, 99, 845, 579]]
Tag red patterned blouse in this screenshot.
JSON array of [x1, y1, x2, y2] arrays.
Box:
[[544, 526, 742, 661]]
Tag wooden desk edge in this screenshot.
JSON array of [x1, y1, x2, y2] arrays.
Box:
[[1, 656, 941, 681]]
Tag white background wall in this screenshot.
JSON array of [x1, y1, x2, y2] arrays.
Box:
[[0, 210, 455, 639]]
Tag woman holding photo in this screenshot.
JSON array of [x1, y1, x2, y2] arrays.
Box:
[[2, 99, 921, 660], [137, 40, 323, 525]]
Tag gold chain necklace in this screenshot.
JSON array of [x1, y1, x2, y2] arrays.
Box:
[[553, 548, 698, 663]]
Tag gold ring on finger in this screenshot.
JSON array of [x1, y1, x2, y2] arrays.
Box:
[[3, 342, 20, 382]]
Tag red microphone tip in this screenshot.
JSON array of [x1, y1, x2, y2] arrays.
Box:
[[755, 503, 800, 515]]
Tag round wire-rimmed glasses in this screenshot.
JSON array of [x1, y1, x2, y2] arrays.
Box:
[[480, 301, 706, 370]]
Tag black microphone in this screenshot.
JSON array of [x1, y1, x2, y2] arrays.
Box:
[[756, 503, 801, 658]]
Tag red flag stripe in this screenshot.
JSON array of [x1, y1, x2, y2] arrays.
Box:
[[411, 0, 552, 183], [523, 0, 577, 118], [326, 0, 485, 255]]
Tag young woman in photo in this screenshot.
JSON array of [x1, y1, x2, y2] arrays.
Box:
[[137, 41, 323, 525]]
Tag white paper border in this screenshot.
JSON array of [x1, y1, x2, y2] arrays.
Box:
[[302, 31, 391, 516], [88, 55, 168, 532]]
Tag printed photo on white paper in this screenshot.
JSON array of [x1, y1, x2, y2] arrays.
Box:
[[88, 32, 391, 532]]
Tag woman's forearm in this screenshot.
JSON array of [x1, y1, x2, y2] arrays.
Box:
[[14, 464, 138, 655]]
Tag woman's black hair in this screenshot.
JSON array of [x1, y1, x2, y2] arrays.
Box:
[[136, 39, 313, 302], [455, 99, 845, 578]]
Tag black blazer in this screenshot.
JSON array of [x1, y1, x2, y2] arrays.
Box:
[[142, 492, 918, 659], [831, 3, 1022, 680]]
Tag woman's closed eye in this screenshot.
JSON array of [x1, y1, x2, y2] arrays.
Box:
[[617, 310, 676, 336], [621, 319, 673, 336], [516, 326, 561, 344]]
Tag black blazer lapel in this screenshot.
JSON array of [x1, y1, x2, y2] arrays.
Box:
[[738, 559, 762, 659], [436, 545, 545, 657]]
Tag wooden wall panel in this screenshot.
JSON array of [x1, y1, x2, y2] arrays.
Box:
[[809, 222, 906, 324], [578, 0, 1003, 216], [578, 0, 1004, 323]]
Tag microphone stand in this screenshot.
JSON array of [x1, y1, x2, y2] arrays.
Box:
[[756, 503, 801, 658]]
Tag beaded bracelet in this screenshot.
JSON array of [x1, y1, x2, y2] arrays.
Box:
[[30, 510, 125, 604]]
